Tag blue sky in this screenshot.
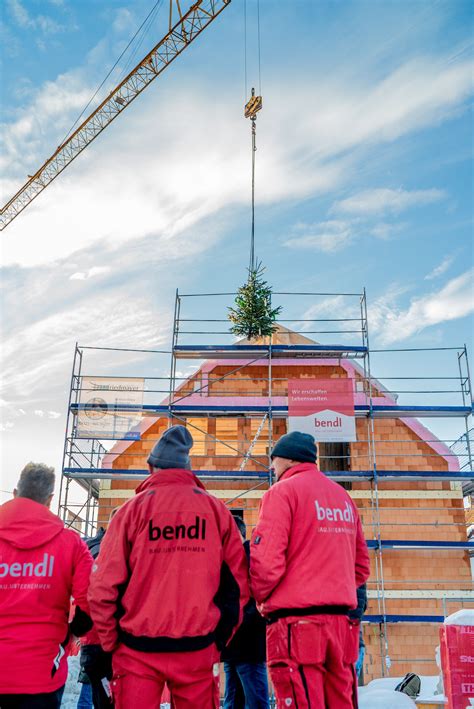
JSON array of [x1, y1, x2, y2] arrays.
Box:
[[0, 0, 473, 500]]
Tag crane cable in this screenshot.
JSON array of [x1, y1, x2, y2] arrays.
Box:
[[244, 0, 263, 274], [243, 0, 247, 104], [118, 1, 163, 84], [243, 0, 262, 100], [59, 0, 163, 147], [257, 0, 262, 96], [250, 98, 256, 273]]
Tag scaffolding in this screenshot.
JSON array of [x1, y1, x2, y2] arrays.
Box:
[[60, 288, 474, 678]]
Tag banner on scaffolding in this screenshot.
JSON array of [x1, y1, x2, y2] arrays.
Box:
[[288, 379, 356, 442], [77, 377, 144, 439]]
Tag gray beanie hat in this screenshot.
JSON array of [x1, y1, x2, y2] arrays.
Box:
[[147, 425, 193, 470]]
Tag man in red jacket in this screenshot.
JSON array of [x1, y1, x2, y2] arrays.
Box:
[[0, 462, 93, 708], [88, 425, 249, 708], [250, 431, 370, 709]]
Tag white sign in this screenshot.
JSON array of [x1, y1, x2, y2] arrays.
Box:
[[77, 377, 144, 439]]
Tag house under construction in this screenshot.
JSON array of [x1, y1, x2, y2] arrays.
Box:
[[60, 289, 473, 683]]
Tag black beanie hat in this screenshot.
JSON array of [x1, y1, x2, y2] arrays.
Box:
[[147, 425, 193, 470], [270, 431, 317, 463]]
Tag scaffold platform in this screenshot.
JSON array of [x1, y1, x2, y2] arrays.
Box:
[[60, 288, 473, 679]]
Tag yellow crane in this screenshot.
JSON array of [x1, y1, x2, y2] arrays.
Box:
[[0, 0, 231, 231]]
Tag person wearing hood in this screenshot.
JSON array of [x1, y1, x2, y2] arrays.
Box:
[[0, 462, 93, 708], [88, 424, 249, 708], [250, 432, 370, 709]]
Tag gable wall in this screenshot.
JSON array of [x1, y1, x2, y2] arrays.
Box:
[[97, 361, 469, 681]]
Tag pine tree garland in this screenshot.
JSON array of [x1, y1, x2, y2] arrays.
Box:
[[228, 263, 282, 339]]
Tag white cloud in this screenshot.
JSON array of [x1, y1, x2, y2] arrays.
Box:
[[7, 0, 31, 28], [287, 55, 473, 170], [0, 75, 93, 179], [0, 293, 172, 403], [113, 9, 135, 34], [6, 0, 64, 34], [332, 188, 445, 216], [47, 411, 61, 419], [0, 82, 344, 267], [0, 422, 14, 432], [297, 296, 362, 333], [285, 216, 407, 251], [370, 222, 405, 240], [69, 266, 110, 281], [36, 16, 63, 35], [1, 47, 472, 268], [0, 399, 28, 420], [284, 221, 353, 252], [366, 285, 411, 338], [371, 270, 474, 344], [34, 409, 45, 417], [425, 255, 454, 280]]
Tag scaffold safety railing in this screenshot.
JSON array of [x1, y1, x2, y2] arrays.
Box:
[[60, 288, 473, 678]]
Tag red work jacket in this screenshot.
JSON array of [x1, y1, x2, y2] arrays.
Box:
[[250, 462, 370, 615], [88, 469, 249, 653], [0, 497, 92, 693]]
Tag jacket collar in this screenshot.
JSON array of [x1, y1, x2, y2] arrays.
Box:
[[278, 461, 320, 482], [136, 468, 206, 495]]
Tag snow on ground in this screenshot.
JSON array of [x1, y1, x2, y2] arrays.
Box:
[[359, 676, 445, 706], [444, 608, 474, 625], [359, 689, 417, 709]]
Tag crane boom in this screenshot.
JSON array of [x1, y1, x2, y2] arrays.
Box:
[[1, 0, 230, 231]]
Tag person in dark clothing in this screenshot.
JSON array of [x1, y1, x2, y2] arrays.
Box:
[[348, 584, 367, 680], [78, 526, 112, 709], [85, 527, 105, 558], [222, 516, 269, 709]]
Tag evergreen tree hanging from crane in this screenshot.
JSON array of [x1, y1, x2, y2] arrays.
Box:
[[228, 89, 281, 339], [229, 261, 281, 338]]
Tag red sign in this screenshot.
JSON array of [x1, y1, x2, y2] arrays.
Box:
[[288, 379, 356, 442], [440, 624, 474, 709]]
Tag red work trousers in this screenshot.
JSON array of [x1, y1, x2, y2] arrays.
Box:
[[111, 642, 220, 708], [266, 614, 359, 709]]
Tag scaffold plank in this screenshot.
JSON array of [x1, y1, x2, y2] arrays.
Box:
[[364, 615, 445, 623], [63, 467, 268, 479], [367, 540, 474, 550], [69, 402, 473, 418], [366, 590, 474, 599], [173, 343, 368, 359], [62, 468, 472, 482]]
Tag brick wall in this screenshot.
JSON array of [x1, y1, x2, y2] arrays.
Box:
[[97, 361, 470, 682]]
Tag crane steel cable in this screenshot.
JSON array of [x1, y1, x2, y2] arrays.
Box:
[[250, 100, 256, 273], [257, 0, 262, 96], [117, 1, 164, 85], [60, 0, 164, 147], [243, 0, 263, 273]]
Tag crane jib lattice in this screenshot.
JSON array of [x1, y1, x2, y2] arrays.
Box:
[[0, 0, 231, 231]]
